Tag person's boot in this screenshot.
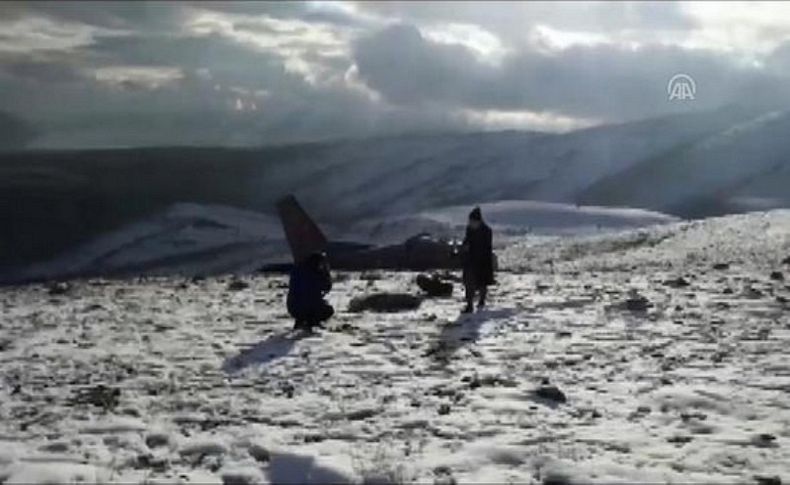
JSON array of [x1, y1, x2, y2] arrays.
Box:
[[463, 285, 475, 314]]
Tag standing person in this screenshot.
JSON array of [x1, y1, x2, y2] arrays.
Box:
[[287, 251, 334, 331], [461, 207, 494, 313]]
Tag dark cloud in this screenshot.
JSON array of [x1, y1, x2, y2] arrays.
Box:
[[1, 1, 187, 32], [0, 1, 788, 148], [0, 111, 36, 149], [0, 54, 87, 86], [353, 24, 484, 106], [83, 33, 297, 92], [354, 23, 790, 121]]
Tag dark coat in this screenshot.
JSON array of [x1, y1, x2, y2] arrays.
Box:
[[287, 261, 332, 318], [462, 222, 494, 287]]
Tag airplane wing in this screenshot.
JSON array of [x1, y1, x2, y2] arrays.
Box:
[[275, 195, 328, 263]]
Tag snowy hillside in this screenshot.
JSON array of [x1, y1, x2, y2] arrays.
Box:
[[6, 204, 289, 284], [2, 105, 781, 272], [287, 105, 764, 222], [5, 200, 678, 283], [2, 209, 790, 483], [579, 110, 790, 216], [350, 200, 679, 245]]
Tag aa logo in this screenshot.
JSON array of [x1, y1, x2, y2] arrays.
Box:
[[667, 73, 696, 101]]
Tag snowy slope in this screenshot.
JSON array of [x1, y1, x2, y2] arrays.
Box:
[[7, 203, 288, 283], [287, 106, 761, 223], [6, 200, 678, 283], [2, 105, 783, 273], [2, 209, 790, 483], [578, 110, 790, 216], [349, 200, 679, 245]]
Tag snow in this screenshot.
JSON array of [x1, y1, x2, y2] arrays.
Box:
[[2, 209, 790, 482], [215, 106, 766, 225], [7, 203, 289, 283], [351, 200, 678, 243], [5, 200, 678, 284]]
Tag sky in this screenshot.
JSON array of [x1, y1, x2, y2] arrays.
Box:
[[2, 1, 790, 148]]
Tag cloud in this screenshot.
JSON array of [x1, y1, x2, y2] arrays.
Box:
[[1, 1, 790, 148], [0, 111, 36, 149], [353, 22, 790, 122], [353, 1, 698, 45], [0, 1, 188, 32]]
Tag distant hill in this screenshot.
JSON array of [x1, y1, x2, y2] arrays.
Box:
[[1, 104, 788, 272], [5, 200, 678, 284], [0, 111, 36, 150]]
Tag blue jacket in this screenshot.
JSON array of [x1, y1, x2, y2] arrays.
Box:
[[287, 262, 332, 317]]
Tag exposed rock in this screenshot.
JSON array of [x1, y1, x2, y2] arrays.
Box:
[[433, 466, 457, 485], [134, 453, 168, 472], [755, 475, 782, 485], [712, 262, 730, 270], [346, 408, 379, 421], [360, 272, 383, 281], [39, 441, 69, 453], [667, 435, 693, 445], [663, 277, 690, 288], [743, 287, 764, 299], [329, 322, 358, 334], [349, 293, 422, 313], [222, 471, 262, 485], [438, 404, 451, 415], [782, 256, 790, 265], [416, 273, 453, 297], [533, 385, 567, 404], [770, 271, 784, 281], [543, 472, 575, 485], [145, 432, 170, 449], [624, 294, 652, 312], [466, 374, 518, 389], [47, 282, 71, 296], [751, 433, 778, 448], [227, 279, 249, 291], [179, 440, 228, 457], [680, 412, 707, 422], [280, 381, 295, 399], [69, 385, 120, 410], [248, 443, 270, 463]]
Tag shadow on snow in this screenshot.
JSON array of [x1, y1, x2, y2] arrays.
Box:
[[222, 332, 305, 373], [427, 307, 518, 363]]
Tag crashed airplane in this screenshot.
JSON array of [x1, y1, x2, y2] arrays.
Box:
[[261, 195, 463, 272]]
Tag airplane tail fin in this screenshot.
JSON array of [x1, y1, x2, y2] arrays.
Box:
[[276, 195, 328, 263]]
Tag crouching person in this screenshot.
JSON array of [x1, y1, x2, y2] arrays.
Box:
[[287, 251, 334, 331]]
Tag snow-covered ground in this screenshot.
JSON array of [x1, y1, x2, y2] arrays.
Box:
[[2, 209, 790, 483]]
